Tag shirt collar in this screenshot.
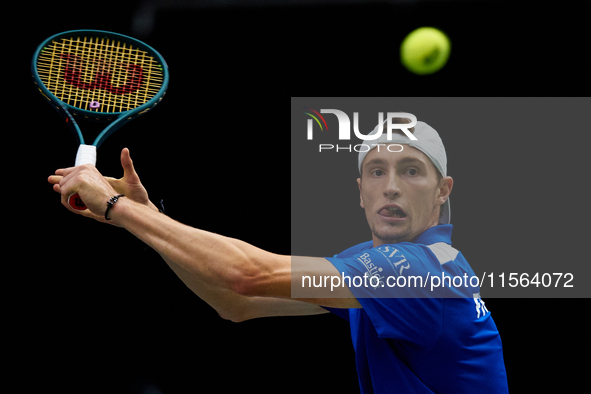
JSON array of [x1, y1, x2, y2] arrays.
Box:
[[413, 224, 453, 245]]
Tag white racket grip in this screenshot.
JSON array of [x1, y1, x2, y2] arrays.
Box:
[[75, 144, 97, 167]]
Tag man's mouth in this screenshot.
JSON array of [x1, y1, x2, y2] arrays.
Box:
[[379, 206, 407, 218]]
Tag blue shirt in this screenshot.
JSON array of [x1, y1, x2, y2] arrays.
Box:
[[324, 225, 508, 393]]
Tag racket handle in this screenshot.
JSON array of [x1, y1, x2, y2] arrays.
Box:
[[75, 144, 97, 166], [69, 145, 97, 210]]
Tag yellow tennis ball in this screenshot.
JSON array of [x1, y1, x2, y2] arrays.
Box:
[[400, 27, 451, 75]]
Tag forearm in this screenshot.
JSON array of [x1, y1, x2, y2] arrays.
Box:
[[112, 200, 323, 320], [50, 153, 334, 316], [107, 196, 356, 311], [109, 197, 257, 292], [157, 251, 250, 321], [160, 252, 327, 321]]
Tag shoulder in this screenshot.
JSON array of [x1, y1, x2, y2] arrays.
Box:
[[334, 240, 373, 258], [424, 242, 460, 265]]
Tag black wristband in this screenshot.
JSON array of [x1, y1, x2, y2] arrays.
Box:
[[105, 194, 125, 220]]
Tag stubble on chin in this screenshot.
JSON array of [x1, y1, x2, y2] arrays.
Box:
[[371, 223, 413, 245]]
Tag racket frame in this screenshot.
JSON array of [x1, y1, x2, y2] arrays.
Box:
[[31, 29, 169, 150], [32, 29, 169, 210]]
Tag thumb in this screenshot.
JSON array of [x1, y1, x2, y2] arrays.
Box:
[[120, 148, 141, 184]]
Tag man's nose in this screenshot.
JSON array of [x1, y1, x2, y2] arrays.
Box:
[[384, 173, 402, 198]]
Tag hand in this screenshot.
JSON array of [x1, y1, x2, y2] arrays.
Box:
[[48, 148, 158, 224]]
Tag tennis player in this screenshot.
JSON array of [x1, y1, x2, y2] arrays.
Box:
[[48, 117, 508, 393]]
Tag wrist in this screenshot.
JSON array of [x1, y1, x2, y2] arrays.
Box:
[[105, 194, 125, 220], [106, 194, 135, 225], [146, 198, 165, 213], [146, 200, 159, 212]]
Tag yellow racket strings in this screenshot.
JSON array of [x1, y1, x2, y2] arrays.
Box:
[[36, 36, 164, 113]]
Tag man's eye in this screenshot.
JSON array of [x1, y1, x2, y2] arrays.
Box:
[[407, 169, 418, 176], [372, 170, 384, 177]]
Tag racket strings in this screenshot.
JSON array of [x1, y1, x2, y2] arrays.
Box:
[[36, 35, 164, 114]]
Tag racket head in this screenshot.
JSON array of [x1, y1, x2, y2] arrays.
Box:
[[31, 30, 169, 126]]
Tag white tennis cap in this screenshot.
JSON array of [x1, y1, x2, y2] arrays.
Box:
[[358, 117, 450, 224]]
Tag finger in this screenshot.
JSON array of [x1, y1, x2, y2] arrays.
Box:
[[120, 148, 141, 184], [56, 166, 88, 207], [58, 179, 90, 214], [59, 188, 76, 212], [55, 166, 77, 177], [58, 168, 77, 189], [48, 175, 63, 185], [57, 164, 94, 190]]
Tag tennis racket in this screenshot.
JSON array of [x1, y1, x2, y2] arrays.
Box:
[[32, 29, 169, 210]]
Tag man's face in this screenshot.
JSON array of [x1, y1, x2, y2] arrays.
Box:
[[358, 145, 452, 246]]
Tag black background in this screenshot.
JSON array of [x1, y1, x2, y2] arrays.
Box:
[[10, 0, 589, 392]]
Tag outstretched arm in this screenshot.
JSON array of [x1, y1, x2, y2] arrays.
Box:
[[49, 149, 358, 321], [159, 252, 330, 322], [104, 195, 360, 309]]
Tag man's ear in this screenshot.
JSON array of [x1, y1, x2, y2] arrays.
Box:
[[437, 176, 453, 205], [357, 177, 365, 209]]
